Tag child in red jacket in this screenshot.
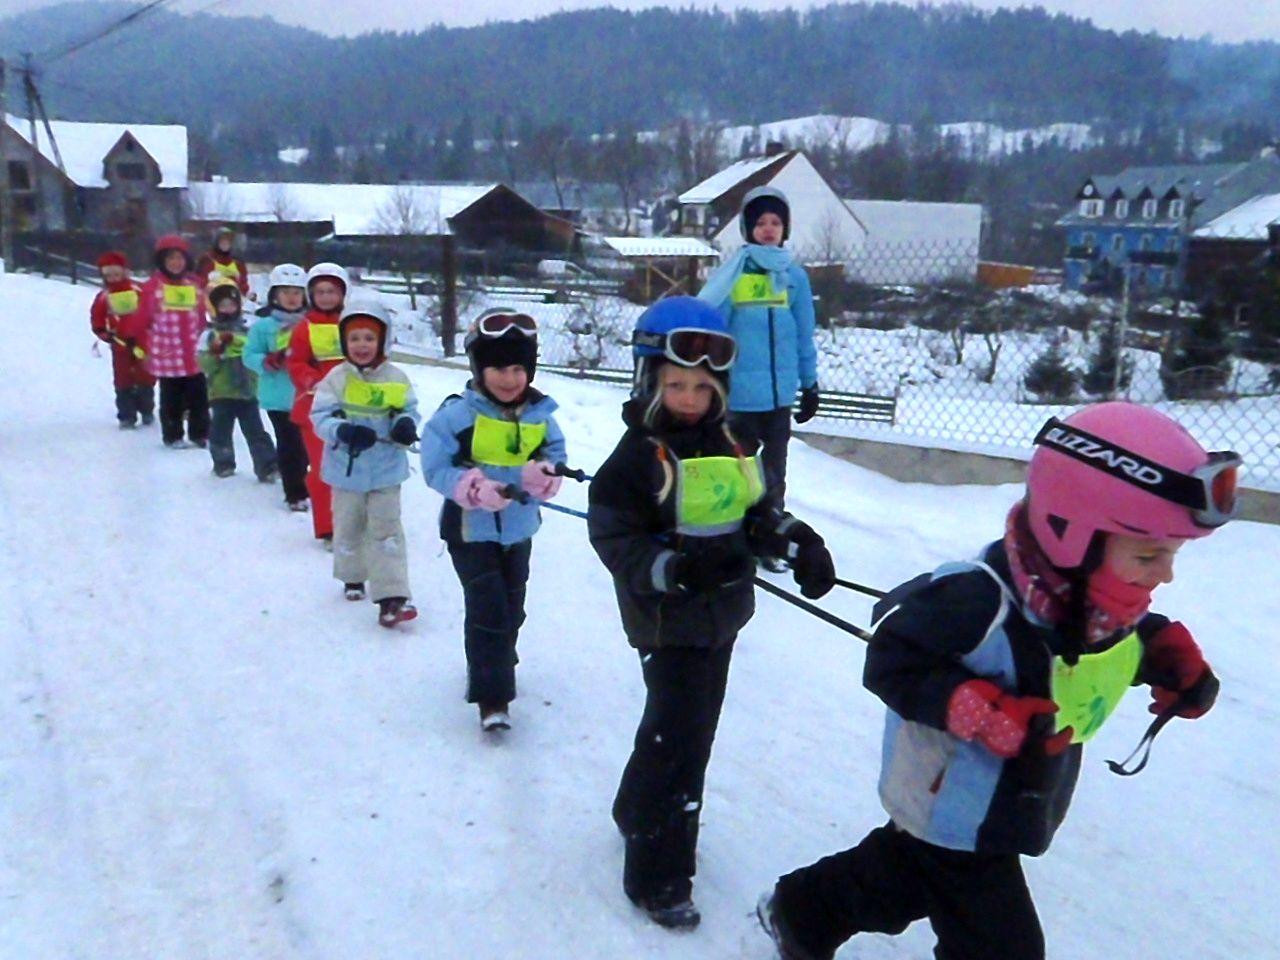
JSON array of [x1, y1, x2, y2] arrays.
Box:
[[195, 226, 253, 299], [287, 262, 349, 546], [90, 251, 155, 429]]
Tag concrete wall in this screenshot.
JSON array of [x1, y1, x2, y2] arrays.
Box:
[[800, 431, 1280, 525]]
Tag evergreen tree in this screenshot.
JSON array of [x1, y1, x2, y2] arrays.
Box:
[[1082, 317, 1135, 395], [1023, 336, 1080, 402], [1161, 278, 1236, 399]]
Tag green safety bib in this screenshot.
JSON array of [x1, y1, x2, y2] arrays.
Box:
[[275, 328, 293, 351], [107, 289, 139, 315], [343, 378, 410, 417], [213, 260, 241, 278], [730, 273, 789, 308], [226, 332, 248, 360], [309, 323, 343, 362], [471, 414, 547, 467], [676, 455, 765, 532], [1051, 631, 1144, 743], [162, 284, 199, 310]]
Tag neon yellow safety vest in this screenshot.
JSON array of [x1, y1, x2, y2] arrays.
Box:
[[471, 414, 547, 467], [1051, 632, 1144, 743], [275, 328, 293, 351], [107, 289, 139, 315], [225, 332, 248, 360], [730, 272, 789, 308], [213, 259, 241, 279], [309, 323, 343, 362], [162, 284, 199, 310], [342, 377, 410, 418], [675, 454, 765, 535]]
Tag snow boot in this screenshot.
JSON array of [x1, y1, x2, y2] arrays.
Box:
[[756, 892, 827, 960], [639, 897, 700, 931], [377, 597, 417, 628], [344, 582, 366, 601], [258, 468, 279, 484], [479, 702, 511, 732], [140, 412, 154, 426], [213, 464, 236, 478], [321, 535, 333, 552], [164, 439, 189, 450], [191, 438, 208, 449], [118, 420, 137, 430], [287, 499, 310, 513]]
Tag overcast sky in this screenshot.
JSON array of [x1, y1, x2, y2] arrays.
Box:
[[2, 0, 1277, 43]]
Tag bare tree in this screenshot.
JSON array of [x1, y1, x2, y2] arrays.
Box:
[[374, 185, 442, 311], [527, 123, 573, 211], [268, 183, 298, 223]]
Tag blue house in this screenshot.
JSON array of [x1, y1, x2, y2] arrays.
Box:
[[1057, 156, 1280, 295]]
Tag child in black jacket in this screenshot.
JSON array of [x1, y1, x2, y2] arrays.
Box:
[[587, 296, 836, 931]]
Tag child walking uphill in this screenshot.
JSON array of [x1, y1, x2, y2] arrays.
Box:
[[195, 226, 252, 298], [757, 402, 1240, 960], [586, 296, 836, 931], [197, 277, 277, 480], [420, 309, 566, 732], [244, 263, 311, 510], [136, 234, 209, 449], [288, 262, 349, 548], [311, 300, 420, 628], [89, 250, 155, 429], [698, 186, 819, 514]]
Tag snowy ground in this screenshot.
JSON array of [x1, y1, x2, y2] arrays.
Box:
[[2, 271, 1278, 959]]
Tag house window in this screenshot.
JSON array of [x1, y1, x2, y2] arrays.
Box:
[[1081, 231, 1096, 249], [7, 160, 31, 191], [1142, 199, 1157, 219], [1080, 199, 1104, 217], [1169, 199, 1185, 219], [1111, 234, 1126, 253], [1140, 234, 1153, 251], [1167, 236, 1179, 252], [116, 162, 147, 181], [1115, 199, 1129, 219]]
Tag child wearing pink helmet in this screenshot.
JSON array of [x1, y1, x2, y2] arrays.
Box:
[[758, 402, 1240, 960]]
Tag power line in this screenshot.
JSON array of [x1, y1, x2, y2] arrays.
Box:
[[39, 0, 177, 65]]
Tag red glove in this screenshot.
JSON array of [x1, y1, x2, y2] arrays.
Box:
[[947, 679, 1073, 759], [209, 331, 233, 356], [1143, 622, 1218, 718], [263, 350, 285, 371]]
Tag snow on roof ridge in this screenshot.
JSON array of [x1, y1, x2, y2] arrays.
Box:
[[3, 112, 188, 188]]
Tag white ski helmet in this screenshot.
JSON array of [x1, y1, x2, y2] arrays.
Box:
[[306, 262, 350, 294], [267, 263, 308, 304], [339, 296, 393, 362]]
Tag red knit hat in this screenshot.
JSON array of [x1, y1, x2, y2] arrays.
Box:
[[96, 250, 128, 269]]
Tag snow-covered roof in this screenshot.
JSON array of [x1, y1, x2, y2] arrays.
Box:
[[844, 199, 983, 243], [1192, 193, 1280, 240], [602, 236, 719, 258], [186, 182, 498, 236], [678, 153, 790, 205], [3, 113, 188, 188], [717, 115, 892, 156]]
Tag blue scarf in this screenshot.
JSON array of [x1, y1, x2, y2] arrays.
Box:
[[698, 244, 794, 309]]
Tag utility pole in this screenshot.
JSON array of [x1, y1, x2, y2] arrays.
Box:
[[0, 58, 13, 270], [23, 53, 46, 238]]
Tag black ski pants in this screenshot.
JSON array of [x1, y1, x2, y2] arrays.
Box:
[[159, 374, 210, 445], [613, 641, 734, 907], [771, 822, 1044, 960], [729, 407, 792, 508], [209, 399, 277, 478], [447, 539, 532, 705], [267, 409, 309, 503], [114, 385, 155, 425]]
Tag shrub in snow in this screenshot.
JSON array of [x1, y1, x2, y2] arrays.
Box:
[[1083, 318, 1135, 396], [1023, 336, 1080, 402]]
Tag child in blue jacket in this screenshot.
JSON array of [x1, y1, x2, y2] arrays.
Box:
[[421, 310, 567, 732], [698, 185, 819, 513], [312, 299, 420, 628], [244, 264, 310, 511]]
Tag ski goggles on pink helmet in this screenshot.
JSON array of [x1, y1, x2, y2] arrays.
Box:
[[1033, 416, 1241, 528], [631, 327, 738, 371]]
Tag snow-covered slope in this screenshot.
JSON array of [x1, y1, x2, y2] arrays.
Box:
[[1, 273, 1276, 958]]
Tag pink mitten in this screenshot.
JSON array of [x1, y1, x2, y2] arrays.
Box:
[[452, 468, 512, 512], [521, 460, 563, 501]]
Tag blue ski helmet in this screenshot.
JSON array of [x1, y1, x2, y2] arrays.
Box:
[[631, 295, 735, 399]]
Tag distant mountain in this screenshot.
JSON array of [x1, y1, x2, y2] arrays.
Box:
[[3, 1, 1279, 146]]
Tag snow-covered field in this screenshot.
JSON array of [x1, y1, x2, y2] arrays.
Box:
[[2, 271, 1278, 959]]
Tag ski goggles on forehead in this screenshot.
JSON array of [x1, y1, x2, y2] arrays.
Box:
[[1034, 417, 1242, 527], [476, 311, 537, 337], [634, 327, 737, 371]]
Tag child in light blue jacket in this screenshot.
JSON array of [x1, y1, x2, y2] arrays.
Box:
[[244, 264, 310, 510], [311, 299, 420, 628], [698, 185, 819, 512], [420, 310, 567, 731]]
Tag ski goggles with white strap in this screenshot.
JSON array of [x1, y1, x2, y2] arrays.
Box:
[[633, 327, 738, 371], [1034, 417, 1242, 528], [475, 311, 537, 337]]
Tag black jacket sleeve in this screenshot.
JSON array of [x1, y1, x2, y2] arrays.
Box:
[[863, 568, 1006, 730], [588, 435, 675, 595]]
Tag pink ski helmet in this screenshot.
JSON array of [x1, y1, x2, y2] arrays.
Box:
[[1026, 402, 1241, 569]]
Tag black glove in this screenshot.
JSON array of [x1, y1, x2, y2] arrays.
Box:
[[792, 537, 835, 599], [670, 547, 755, 595], [794, 385, 820, 424], [389, 417, 418, 446], [336, 422, 377, 452]]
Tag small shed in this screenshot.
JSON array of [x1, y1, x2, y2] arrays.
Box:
[[602, 235, 720, 300]]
